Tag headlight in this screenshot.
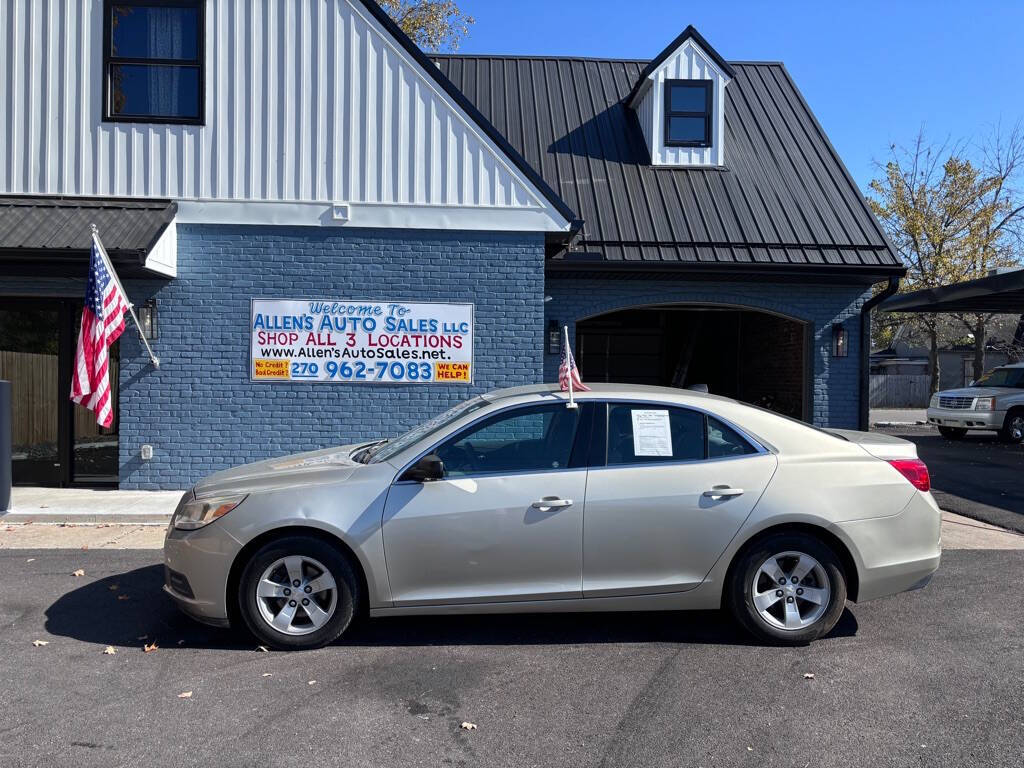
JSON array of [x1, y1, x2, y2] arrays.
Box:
[[929, 394, 939, 407], [974, 397, 995, 411], [173, 493, 247, 530]]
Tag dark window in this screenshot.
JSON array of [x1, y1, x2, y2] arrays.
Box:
[[103, 0, 204, 124], [606, 404, 705, 465], [707, 416, 758, 458], [664, 80, 712, 147], [435, 404, 581, 477]]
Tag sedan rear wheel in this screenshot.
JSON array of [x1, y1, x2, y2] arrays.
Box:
[[238, 535, 360, 650], [729, 532, 847, 645]]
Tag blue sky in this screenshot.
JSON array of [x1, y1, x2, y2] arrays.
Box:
[[456, 0, 1024, 192]]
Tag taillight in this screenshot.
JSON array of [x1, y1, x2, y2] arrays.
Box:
[[888, 459, 930, 492]]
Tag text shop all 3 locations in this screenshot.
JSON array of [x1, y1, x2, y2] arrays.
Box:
[[250, 299, 474, 384]]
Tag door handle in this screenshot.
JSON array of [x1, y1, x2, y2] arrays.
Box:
[[531, 497, 573, 510], [703, 486, 744, 500]]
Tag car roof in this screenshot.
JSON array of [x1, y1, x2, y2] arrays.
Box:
[[482, 382, 735, 405]]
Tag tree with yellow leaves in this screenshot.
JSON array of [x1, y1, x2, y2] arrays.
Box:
[[869, 126, 1024, 391], [377, 0, 474, 52]]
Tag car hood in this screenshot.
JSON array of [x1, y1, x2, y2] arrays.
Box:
[[192, 443, 371, 498], [936, 387, 1007, 398], [827, 429, 920, 461]]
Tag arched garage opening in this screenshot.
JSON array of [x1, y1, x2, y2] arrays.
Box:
[[576, 305, 810, 420]]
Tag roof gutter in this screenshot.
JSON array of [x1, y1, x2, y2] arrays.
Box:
[[859, 276, 900, 430]]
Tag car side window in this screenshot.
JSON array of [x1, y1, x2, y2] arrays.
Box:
[[606, 404, 704, 465], [707, 416, 758, 458], [435, 404, 580, 477]]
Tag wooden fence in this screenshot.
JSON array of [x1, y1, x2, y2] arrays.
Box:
[[869, 374, 931, 408], [0, 350, 116, 447]]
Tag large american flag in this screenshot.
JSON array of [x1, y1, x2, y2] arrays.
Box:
[[71, 239, 129, 428], [558, 332, 590, 392]]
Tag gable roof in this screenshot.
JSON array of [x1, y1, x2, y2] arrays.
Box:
[[625, 25, 736, 106], [433, 54, 903, 276], [354, 0, 580, 233]]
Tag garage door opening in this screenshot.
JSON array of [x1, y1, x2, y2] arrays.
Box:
[[576, 306, 808, 420]]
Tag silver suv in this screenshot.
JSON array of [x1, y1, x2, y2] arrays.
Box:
[[926, 362, 1024, 442]]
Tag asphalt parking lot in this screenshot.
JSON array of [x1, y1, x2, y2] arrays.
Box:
[[876, 425, 1024, 533], [1, 547, 1021, 768]]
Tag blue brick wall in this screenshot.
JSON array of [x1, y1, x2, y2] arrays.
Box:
[[542, 278, 871, 429], [117, 225, 545, 489]]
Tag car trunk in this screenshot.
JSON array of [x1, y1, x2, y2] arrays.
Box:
[[826, 429, 920, 461]]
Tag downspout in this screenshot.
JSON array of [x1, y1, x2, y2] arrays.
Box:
[[858, 276, 901, 430]]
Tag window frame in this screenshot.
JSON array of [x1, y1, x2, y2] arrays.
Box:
[[663, 79, 713, 148], [102, 0, 206, 125], [591, 400, 769, 469]]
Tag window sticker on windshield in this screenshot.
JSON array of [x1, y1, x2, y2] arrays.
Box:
[[631, 409, 672, 456]]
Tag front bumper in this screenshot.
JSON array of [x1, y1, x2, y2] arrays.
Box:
[[163, 521, 243, 627], [926, 407, 1005, 430], [837, 490, 942, 603]]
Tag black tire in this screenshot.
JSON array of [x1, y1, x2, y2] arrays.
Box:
[[237, 535, 360, 650], [998, 410, 1024, 444], [938, 426, 968, 439], [727, 532, 847, 646]]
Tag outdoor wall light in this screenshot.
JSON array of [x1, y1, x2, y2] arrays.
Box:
[[547, 320, 561, 354], [138, 299, 158, 340], [832, 322, 848, 358]]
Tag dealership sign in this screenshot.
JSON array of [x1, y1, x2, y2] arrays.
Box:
[[250, 299, 473, 383]]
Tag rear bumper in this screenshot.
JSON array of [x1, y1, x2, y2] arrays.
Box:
[[926, 407, 1005, 430], [837, 491, 942, 603]]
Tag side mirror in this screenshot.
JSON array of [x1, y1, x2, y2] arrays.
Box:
[[404, 453, 445, 482]]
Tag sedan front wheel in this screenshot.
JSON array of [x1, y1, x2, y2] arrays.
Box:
[[728, 532, 847, 645], [238, 535, 360, 650]]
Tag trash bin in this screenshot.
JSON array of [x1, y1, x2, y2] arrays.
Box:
[[0, 380, 10, 512]]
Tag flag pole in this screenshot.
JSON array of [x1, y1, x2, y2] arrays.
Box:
[[90, 224, 160, 368], [563, 325, 577, 409]]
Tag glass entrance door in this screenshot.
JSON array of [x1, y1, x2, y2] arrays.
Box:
[[0, 299, 119, 487], [0, 304, 61, 485]]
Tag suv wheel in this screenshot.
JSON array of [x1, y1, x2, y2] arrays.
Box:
[[999, 410, 1024, 444], [238, 535, 360, 650], [728, 532, 847, 645], [938, 426, 968, 439]]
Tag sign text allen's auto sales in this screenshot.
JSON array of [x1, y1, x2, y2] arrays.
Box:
[[250, 299, 474, 384]]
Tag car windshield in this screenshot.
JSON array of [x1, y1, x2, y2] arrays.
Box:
[[359, 396, 489, 464], [974, 367, 1024, 388]]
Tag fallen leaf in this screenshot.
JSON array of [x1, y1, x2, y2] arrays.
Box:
[[117, 594, 130, 601], [307, 680, 317, 685], [103, 646, 117, 655], [143, 642, 158, 653], [108, 584, 119, 591], [177, 691, 193, 699], [262, 673, 273, 678], [747, 747, 754, 752], [72, 569, 85, 577], [460, 722, 477, 731], [136, 635, 148, 641], [4, 526, 13, 532], [26, 558, 35, 563], [256, 645, 269, 653], [32, 640, 49, 647], [177, 639, 185, 645], [803, 673, 815, 680]]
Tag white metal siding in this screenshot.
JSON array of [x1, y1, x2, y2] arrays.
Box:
[[639, 39, 728, 167], [0, 0, 557, 220]]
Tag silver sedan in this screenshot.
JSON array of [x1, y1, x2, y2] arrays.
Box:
[[163, 384, 941, 649]]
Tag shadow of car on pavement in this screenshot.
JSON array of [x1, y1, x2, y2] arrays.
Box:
[[44, 564, 858, 650]]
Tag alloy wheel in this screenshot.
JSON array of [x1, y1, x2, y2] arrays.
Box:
[[751, 550, 831, 631], [255, 555, 338, 636]]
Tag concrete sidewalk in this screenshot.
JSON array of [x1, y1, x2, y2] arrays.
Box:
[[3, 486, 183, 524]]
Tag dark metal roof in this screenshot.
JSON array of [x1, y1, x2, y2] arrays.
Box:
[[625, 26, 736, 106], [881, 269, 1024, 314], [433, 54, 902, 276], [0, 196, 176, 277]]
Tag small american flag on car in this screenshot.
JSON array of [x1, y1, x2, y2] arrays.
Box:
[[558, 329, 590, 392], [70, 237, 129, 427]]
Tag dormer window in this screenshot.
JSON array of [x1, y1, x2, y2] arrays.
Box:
[[664, 80, 712, 147]]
